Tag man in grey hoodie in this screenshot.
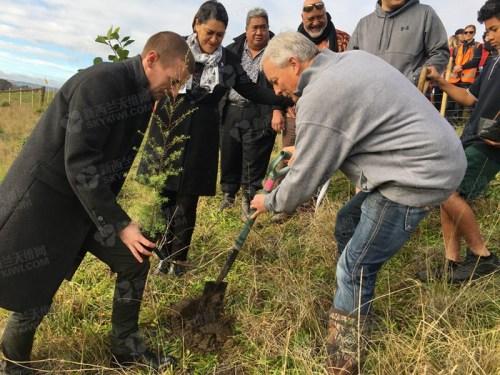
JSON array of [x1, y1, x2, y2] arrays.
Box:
[[348, 0, 450, 84], [251, 32, 466, 374]]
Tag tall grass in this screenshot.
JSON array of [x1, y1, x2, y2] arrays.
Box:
[[0, 105, 498, 374]]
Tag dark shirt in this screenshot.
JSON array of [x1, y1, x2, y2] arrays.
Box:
[[463, 56, 500, 163]]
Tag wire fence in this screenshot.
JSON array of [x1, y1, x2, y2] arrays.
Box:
[[0, 87, 56, 108]]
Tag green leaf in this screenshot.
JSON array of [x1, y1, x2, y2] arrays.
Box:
[[110, 32, 120, 40], [108, 55, 117, 62], [114, 26, 120, 35], [93, 57, 103, 65], [112, 44, 120, 51], [107, 25, 113, 38], [117, 49, 129, 60], [95, 35, 107, 44], [121, 36, 130, 43], [123, 40, 135, 47]]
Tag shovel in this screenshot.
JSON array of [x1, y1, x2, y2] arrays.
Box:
[[173, 151, 291, 326]]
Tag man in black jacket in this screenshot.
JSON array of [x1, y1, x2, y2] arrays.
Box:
[[0, 32, 194, 374], [219, 8, 285, 220]]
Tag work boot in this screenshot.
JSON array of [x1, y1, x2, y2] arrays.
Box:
[[241, 192, 252, 222], [220, 193, 235, 210], [325, 310, 367, 375], [0, 360, 35, 375], [111, 332, 176, 371], [1, 309, 46, 375]]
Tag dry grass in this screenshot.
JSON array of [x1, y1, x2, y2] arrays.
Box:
[[0, 104, 43, 180], [0, 105, 499, 374]]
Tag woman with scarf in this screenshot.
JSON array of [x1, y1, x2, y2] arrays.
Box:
[[140, 1, 292, 275]]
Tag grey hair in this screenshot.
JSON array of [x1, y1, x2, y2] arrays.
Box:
[[261, 32, 319, 68], [246, 7, 269, 27]]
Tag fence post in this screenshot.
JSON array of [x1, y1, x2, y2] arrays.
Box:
[[40, 86, 46, 107], [19, 90, 22, 106], [8, 88, 11, 104]]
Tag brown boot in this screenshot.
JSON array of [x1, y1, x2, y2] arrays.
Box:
[[325, 310, 368, 375]]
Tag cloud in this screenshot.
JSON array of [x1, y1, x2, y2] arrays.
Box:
[[0, 0, 486, 85]]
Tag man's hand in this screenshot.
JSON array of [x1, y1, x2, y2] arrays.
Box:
[[250, 194, 268, 216], [119, 222, 155, 263], [483, 138, 500, 148], [426, 65, 443, 83], [453, 65, 463, 74], [271, 110, 285, 132], [287, 106, 296, 119]]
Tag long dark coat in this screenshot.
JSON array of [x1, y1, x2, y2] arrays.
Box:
[[138, 48, 291, 196], [0, 56, 154, 312]]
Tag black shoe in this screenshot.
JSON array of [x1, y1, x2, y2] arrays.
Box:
[[220, 193, 235, 210], [416, 260, 465, 283], [168, 261, 189, 277], [456, 251, 499, 280], [111, 348, 177, 371], [0, 360, 35, 375]]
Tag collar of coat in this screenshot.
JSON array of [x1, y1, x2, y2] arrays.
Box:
[[126, 55, 152, 93]]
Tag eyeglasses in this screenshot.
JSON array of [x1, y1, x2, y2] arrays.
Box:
[[303, 2, 325, 12], [464, 31, 475, 34]]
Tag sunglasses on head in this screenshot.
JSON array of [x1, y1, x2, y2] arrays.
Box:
[[464, 31, 475, 34], [303, 2, 325, 12]]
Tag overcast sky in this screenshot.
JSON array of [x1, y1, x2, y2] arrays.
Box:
[[0, 0, 484, 87]]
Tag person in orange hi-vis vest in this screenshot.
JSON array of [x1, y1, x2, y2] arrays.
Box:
[[449, 24, 483, 86]]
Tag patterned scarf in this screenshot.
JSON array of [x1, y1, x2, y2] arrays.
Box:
[[185, 33, 223, 93]]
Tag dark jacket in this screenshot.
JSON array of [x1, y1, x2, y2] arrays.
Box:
[[225, 32, 274, 91], [0, 56, 154, 311], [139, 46, 291, 197]]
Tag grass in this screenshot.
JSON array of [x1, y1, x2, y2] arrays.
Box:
[[0, 90, 55, 108], [0, 105, 499, 374]]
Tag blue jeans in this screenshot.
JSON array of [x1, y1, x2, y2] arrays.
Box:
[[333, 191, 429, 315]]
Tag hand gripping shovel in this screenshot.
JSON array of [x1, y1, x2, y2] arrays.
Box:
[[172, 151, 291, 328]]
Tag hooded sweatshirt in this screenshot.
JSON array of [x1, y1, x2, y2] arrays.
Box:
[[264, 49, 466, 214], [348, 0, 449, 84]]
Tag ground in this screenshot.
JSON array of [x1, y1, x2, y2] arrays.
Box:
[[0, 103, 498, 374]]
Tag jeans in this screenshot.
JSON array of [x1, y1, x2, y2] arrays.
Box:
[[333, 191, 429, 315]]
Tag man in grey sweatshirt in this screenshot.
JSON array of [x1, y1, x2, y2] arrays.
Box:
[[251, 32, 466, 374], [348, 0, 450, 84]]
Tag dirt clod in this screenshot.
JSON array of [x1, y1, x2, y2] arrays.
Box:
[[168, 281, 234, 352]]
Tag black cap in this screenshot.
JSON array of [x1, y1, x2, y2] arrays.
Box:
[[454, 28, 465, 36]]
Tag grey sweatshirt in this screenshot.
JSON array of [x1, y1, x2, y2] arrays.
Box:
[[348, 0, 449, 84], [264, 49, 466, 213]]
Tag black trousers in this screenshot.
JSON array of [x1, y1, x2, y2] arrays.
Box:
[[158, 190, 199, 262], [1, 229, 150, 362], [220, 103, 276, 197]]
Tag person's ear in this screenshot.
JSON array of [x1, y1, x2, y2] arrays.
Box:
[[289, 57, 301, 75], [146, 50, 161, 68]]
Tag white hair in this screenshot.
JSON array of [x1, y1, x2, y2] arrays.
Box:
[[261, 32, 319, 68]]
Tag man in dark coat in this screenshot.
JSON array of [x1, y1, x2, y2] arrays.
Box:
[[0, 31, 194, 374], [219, 8, 285, 220]]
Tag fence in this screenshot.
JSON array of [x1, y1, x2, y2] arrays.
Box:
[[0, 87, 56, 107]]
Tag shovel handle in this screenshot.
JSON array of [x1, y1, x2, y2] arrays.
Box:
[[215, 150, 291, 284]]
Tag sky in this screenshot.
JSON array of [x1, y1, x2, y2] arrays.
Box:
[[0, 0, 485, 87]]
